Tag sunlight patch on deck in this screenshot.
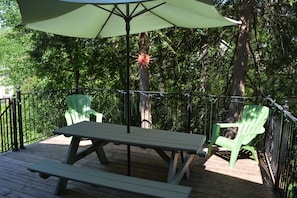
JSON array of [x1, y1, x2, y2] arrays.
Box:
[[39, 135, 92, 146], [204, 151, 264, 185]]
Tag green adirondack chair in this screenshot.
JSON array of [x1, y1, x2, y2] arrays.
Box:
[[65, 94, 103, 125], [208, 105, 270, 168]]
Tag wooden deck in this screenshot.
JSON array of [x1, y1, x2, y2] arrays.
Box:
[[0, 135, 278, 198]]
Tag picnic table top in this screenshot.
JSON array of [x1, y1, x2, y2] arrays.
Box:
[[54, 121, 206, 153]]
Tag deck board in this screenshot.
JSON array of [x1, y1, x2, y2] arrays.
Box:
[[0, 135, 278, 198]]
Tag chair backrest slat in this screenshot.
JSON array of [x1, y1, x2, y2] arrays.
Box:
[[236, 105, 270, 145], [65, 94, 94, 125], [66, 94, 92, 114]]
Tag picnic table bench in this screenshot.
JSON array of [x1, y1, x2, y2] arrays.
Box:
[[28, 160, 191, 198]]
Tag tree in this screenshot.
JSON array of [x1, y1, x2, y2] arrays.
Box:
[[228, 0, 255, 123], [137, 32, 152, 129]]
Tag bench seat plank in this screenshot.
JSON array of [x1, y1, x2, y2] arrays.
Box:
[[28, 160, 191, 198]]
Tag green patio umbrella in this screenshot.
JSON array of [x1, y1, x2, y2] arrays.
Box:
[[17, 0, 240, 38], [17, 0, 240, 129], [17, 0, 240, 175]]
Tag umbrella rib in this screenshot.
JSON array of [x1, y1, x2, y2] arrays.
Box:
[[129, 3, 141, 18], [95, 4, 126, 37], [139, 3, 176, 26], [132, 2, 165, 18], [94, 2, 175, 37], [95, 4, 124, 18], [100, 3, 142, 19]]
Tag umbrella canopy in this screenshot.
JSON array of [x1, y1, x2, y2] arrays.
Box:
[[17, 0, 240, 176], [17, 0, 240, 39]]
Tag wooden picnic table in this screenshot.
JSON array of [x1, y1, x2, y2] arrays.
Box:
[[28, 121, 206, 197], [54, 121, 206, 183]]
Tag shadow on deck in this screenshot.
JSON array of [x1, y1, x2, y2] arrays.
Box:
[[0, 135, 278, 198]]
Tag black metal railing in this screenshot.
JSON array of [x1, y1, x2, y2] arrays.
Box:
[[265, 97, 297, 198], [1, 88, 263, 151], [0, 97, 20, 152], [0, 89, 296, 197]]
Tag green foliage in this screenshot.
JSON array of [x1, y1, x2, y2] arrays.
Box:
[[249, 1, 297, 101], [24, 33, 131, 92], [0, 0, 20, 28], [0, 0, 296, 113], [0, 28, 34, 88], [147, 27, 237, 95]]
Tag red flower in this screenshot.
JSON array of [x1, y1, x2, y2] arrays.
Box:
[[136, 53, 151, 68]]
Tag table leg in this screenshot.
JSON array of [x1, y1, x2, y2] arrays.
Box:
[[55, 137, 80, 195], [167, 152, 195, 184], [180, 151, 190, 179], [154, 149, 170, 164], [167, 152, 179, 183], [92, 140, 108, 164]]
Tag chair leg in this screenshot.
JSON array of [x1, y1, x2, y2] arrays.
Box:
[[250, 147, 259, 163], [242, 145, 258, 163], [229, 147, 240, 168], [208, 143, 213, 157]]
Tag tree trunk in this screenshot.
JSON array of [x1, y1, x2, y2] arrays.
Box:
[[73, 53, 80, 93], [199, 45, 208, 93], [138, 32, 152, 129], [228, 0, 254, 122], [225, 0, 254, 139]]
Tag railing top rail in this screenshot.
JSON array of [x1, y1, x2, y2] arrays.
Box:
[[266, 96, 297, 122]]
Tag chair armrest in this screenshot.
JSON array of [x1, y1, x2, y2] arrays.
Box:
[[210, 122, 240, 143], [65, 110, 74, 126], [86, 109, 103, 123], [215, 122, 240, 128]]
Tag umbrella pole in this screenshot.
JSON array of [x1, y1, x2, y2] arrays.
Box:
[[125, 5, 131, 176]]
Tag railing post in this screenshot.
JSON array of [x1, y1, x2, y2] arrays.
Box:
[[283, 100, 289, 111], [11, 98, 18, 151], [275, 100, 289, 192], [17, 90, 24, 149], [186, 93, 192, 134]]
